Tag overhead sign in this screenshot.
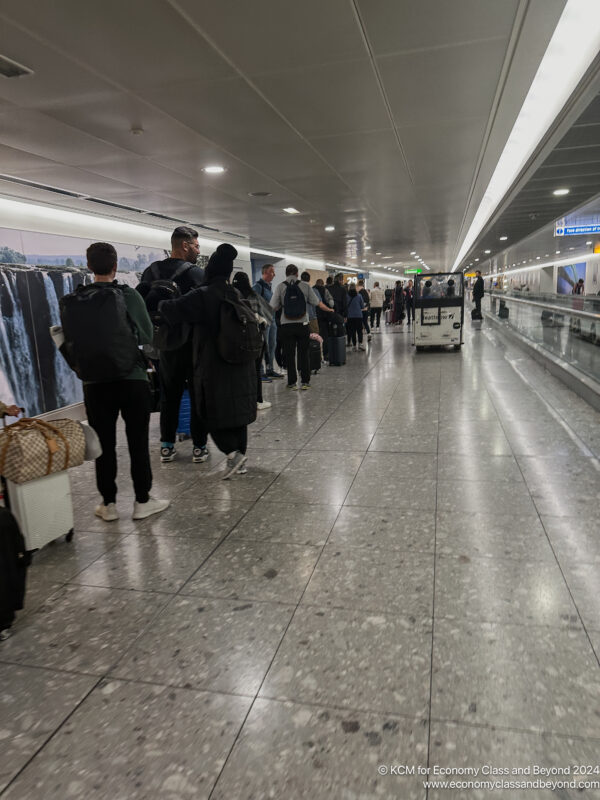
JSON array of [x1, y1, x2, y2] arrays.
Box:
[[405, 268, 422, 274], [555, 222, 600, 236]]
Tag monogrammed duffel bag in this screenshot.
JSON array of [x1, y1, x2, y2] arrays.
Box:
[[0, 418, 85, 484]]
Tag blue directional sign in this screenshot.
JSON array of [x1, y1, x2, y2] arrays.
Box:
[[555, 223, 600, 236]]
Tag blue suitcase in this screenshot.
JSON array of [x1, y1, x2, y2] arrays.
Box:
[[177, 389, 191, 441]]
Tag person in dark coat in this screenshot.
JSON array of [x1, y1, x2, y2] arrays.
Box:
[[328, 273, 349, 319], [472, 270, 484, 318], [159, 243, 257, 479]]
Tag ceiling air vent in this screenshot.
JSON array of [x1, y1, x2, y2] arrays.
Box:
[[0, 54, 33, 78]]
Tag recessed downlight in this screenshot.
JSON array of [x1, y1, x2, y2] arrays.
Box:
[[325, 225, 335, 231], [556, 250, 561, 254], [499, 236, 508, 241], [410, 251, 416, 256], [283, 207, 300, 214], [586, 240, 593, 245], [202, 165, 226, 174], [553, 188, 570, 196], [484, 250, 491, 254]]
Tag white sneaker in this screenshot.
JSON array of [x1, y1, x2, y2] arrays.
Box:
[[358, 344, 366, 351], [223, 451, 248, 480], [257, 400, 272, 410], [95, 502, 119, 522], [132, 496, 170, 520]]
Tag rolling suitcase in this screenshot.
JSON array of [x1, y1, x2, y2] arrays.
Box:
[[6, 471, 74, 551], [177, 389, 191, 441], [385, 308, 393, 325], [471, 308, 482, 321], [309, 339, 322, 373], [328, 336, 346, 366]]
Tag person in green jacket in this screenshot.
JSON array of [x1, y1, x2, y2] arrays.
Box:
[[65, 243, 169, 523]]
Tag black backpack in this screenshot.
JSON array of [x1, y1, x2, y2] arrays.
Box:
[[217, 287, 264, 365], [59, 283, 141, 382], [142, 261, 193, 353], [283, 280, 307, 320]]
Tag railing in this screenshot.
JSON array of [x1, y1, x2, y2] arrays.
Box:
[[483, 291, 600, 388]]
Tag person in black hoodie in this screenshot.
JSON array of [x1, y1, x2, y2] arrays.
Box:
[[328, 273, 349, 320], [138, 226, 208, 464], [472, 270, 484, 318], [159, 243, 257, 479]]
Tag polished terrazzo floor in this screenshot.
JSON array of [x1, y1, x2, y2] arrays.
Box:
[[2, 321, 600, 799]]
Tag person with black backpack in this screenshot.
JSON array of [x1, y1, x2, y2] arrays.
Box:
[[60, 242, 169, 522], [270, 264, 334, 390], [159, 244, 261, 479], [137, 226, 209, 464]]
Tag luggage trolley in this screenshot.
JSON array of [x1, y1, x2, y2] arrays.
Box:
[[413, 273, 464, 351]]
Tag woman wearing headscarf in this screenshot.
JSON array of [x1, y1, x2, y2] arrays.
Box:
[[159, 244, 257, 478], [232, 271, 273, 411]]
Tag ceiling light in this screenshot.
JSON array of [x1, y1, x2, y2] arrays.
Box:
[[536, 256, 541, 259], [383, 256, 392, 259], [375, 252, 381, 255], [586, 240, 593, 245], [410, 251, 416, 256], [370, 261, 374, 265], [283, 207, 300, 214], [202, 165, 226, 174], [365, 246, 372, 250], [451, 2, 600, 272], [325, 225, 335, 231], [499, 236, 508, 241], [484, 250, 491, 254], [553, 188, 570, 196], [569, 246, 574, 250], [556, 250, 560, 254], [475, 258, 479, 262], [362, 259, 367, 263]]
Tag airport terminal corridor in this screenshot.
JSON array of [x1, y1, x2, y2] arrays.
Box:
[[1, 324, 600, 799]]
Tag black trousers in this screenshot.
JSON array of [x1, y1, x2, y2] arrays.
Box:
[[475, 296, 482, 315], [84, 379, 152, 505], [406, 302, 415, 323], [347, 318, 363, 345], [159, 342, 207, 447], [370, 307, 382, 328], [279, 323, 310, 385], [211, 426, 248, 456], [255, 356, 263, 403]]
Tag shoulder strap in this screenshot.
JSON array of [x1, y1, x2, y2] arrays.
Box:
[[172, 261, 193, 281], [150, 262, 161, 281]]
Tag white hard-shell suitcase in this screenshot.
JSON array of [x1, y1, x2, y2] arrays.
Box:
[[6, 471, 74, 551]]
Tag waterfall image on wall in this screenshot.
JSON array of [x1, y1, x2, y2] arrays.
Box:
[[0, 265, 142, 416]]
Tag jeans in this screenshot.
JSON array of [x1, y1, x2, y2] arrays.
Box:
[[264, 321, 277, 372], [370, 307, 382, 328], [279, 323, 310, 385], [84, 379, 152, 505], [362, 310, 371, 334], [159, 342, 207, 448], [347, 318, 363, 346], [211, 426, 248, 456]]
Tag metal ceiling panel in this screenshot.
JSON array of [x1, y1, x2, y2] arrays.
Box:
[[254, 59, 390, 138], [172, 0, 365, 75], [357, 0, 519, 55], [379, 38, 510, 126]]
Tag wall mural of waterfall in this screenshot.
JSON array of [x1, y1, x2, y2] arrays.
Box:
[[0, 265, 143, 416]]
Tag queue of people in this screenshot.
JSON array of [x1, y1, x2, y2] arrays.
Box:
[[58, 233, 407, 520]]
